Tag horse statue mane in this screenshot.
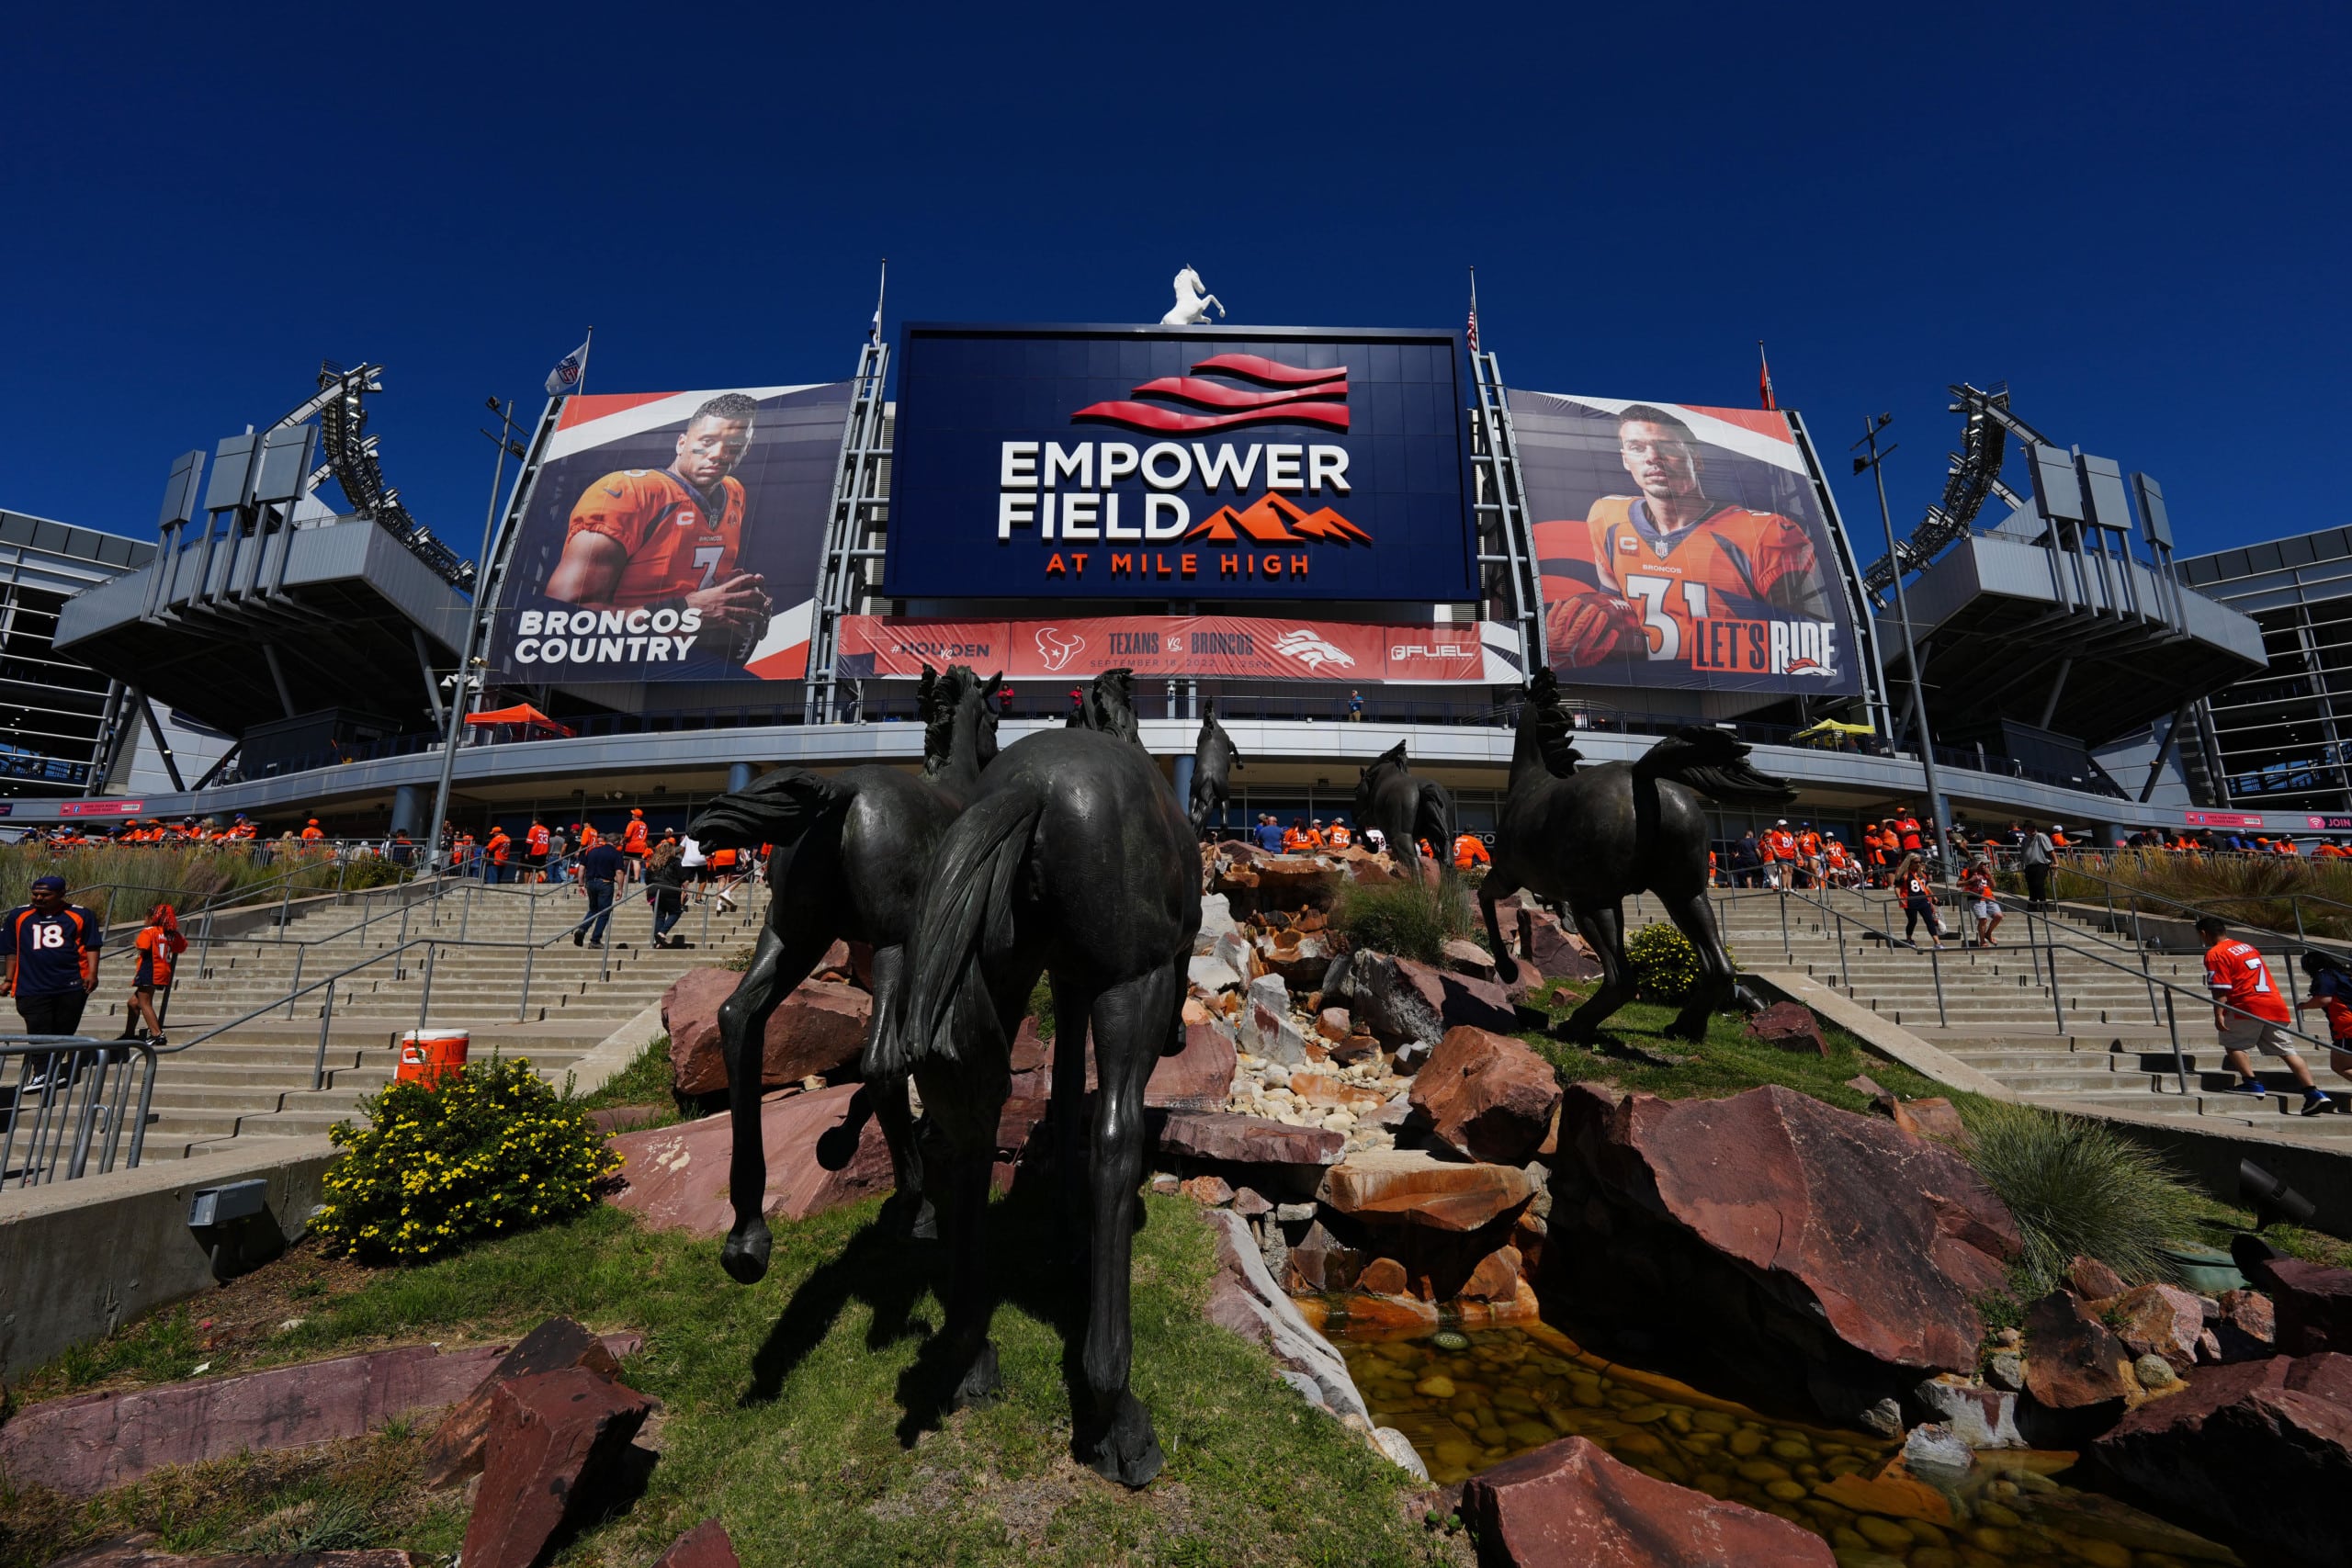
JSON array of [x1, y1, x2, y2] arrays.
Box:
[[1521, 668, 1585, 778], [1159, 265, 1226, 328], [924, 664, 1003, 781], [1083, 668, 1142, 744], [1633, 727, 1798, 805]]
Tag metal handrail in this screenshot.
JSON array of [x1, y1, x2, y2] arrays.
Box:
[[1708, 884, 2339, 1098], [2, 1036, 158, 1188]]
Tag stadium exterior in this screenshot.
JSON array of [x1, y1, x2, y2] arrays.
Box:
[[12, 321, 2287, 850]]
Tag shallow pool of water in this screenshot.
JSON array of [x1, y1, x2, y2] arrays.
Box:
[[1333, 1320, 2241, 1567]]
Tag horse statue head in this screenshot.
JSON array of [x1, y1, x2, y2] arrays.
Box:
[[926, 663, 1002, 784], [1087, 667, 1142, 744], [1160, 265, 1227, 328]]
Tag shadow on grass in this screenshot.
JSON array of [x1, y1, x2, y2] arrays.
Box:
[[741, 1148, 1116, 1462]]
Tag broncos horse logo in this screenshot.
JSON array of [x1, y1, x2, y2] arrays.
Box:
[[1272, 628, 1356, 672], [1035, 626, 1084, 672]]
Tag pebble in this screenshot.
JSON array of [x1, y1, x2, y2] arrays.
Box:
[[2133, 1352, 2179, 1390]]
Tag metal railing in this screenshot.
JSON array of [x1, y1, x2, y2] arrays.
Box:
[[2, 1037, 157, 1189], [1704, 884, 2343, 1100]]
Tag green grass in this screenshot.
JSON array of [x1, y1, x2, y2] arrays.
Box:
[[1518, 978, 1954, 1111], [578, 1035, 680, 1121], [4, 1198, 1458, 1568]]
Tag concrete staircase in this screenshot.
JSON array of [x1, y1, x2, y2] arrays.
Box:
[[1700, 887, 2352, 1153], [95, 878, 767, 1160]]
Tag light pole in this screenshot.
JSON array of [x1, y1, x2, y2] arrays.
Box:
[[1852, 413, 1952, 861], [424, 399, 526, 876]]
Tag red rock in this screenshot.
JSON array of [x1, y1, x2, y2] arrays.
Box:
[[1009, 1016, 1049, 1074], [2109, 1282, 2209, 1370], [2090, 1352, 2352, 1567], [1181, 996, 1211, 1027], [1459, 1245, 1524, 1303], [661, 968, 870, 1098], [1294, 1074, 1387, 1115], [1353, 953, 1520, 1053], [2243, 1254, 2352, 1357], [2024, 1290, 2134, 1410], [996, 1096, 1049, 1160], [1253, 855, 1340, 910], [462, 1369, 653, 1568], [1181, 1174, 1236, 1207], [1518, 907, 1601, 981], [424, 1317, 625, 1485], [1285, 1221, 1364, 1292], [1407, 1026, 1562, 1167], [1317, 1007, 1351, 1041], [1549, 1084, 2021, 1417], [1877, 1094, 1969, 1145], [1359, 1257, 1408, 1294], [1339, 1292, 1441, 1332], [1745, 1000, 1826, 1055], [1441, 938, 1498, 981], [607, 1083, 892, 1235], [2216, 1288, 2278, 1354], [652, 1520, 740, 1568], [0, 1342, 544, 1498], [1462, 1436, 1835, 1567], [1146, 1019, 1238, 1111], [1319, 1149, 1539, 1235], [1329, 1031, 1379, 1066], [1158, 1111, 1344, 1168], [2066, 1254, 2130, 1302], [1231, 1186, 1272, 1219]]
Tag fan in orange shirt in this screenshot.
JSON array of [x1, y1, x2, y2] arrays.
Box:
[[544, 393, 773, 658], [1534, 405, 1829, 668]]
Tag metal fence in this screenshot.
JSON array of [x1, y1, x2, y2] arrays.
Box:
[[1, 1036, 156, 1189]]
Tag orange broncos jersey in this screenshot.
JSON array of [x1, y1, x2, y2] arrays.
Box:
[[1535, 497, 1819, 664], [566, 468, 748, 610]]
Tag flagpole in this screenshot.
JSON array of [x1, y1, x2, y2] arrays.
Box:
[[577, 325, 594, 398], [870, 261, 887, 345]]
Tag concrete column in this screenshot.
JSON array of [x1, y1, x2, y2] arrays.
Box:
[[391, 784, 426, 839], [1171, 754, 1195, 818], [727, 761, 754, 795]]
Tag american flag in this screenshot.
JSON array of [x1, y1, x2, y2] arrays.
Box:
[[1467, 268, 1481, 353]]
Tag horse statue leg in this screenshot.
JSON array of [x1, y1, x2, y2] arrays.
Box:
[[1558, 900, 1634, 1043], [861, 942, 935, 1240], [1479, 879, 1523, 986], [1072, 959, 1180, 1485], [1657, 886, 1739, 1041], [910, 980, 1023, 1413], [718, 915, 836, 1282], [1049, 974, 1099, 1254]]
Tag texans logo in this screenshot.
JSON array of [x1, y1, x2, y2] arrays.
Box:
[[1035, 627, 1083, 671]]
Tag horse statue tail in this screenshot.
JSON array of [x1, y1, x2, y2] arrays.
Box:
[[686, 768, 852, 851], [1631, 726, 1798, 804], [890, 789, 1046, 1077]]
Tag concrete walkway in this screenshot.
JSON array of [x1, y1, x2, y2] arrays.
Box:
[[88, 876, 767, 1160], [1698, 886, 2352, 1156]]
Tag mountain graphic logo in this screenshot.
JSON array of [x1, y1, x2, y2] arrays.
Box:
[[1182, 491, 1372, 546], [1071, 353, 1348, 434]]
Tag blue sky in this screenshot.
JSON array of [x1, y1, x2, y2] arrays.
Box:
[[5, 3, 2341, 565]]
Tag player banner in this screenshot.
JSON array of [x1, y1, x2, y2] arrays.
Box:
[[1510, 392, 1862, 696], [831, 615, 1517, 683], [484, 382, 853, 682]]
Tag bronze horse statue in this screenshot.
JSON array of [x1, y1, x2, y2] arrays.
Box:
[[1187, 701, 1242, 831], [1354, 739, 1455, 864], [1482, 668, 1792, 1041], [687, 664, 1000, 1277], [1063, 665, 1141, 742], [888, 669, 1199, 1486]]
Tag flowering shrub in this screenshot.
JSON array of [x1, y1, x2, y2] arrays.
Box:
[[1623, 922, 1735, 1003], [315, 1055, 617, 1264]]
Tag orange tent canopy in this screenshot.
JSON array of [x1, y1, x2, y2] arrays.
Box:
[[465, 704, 574, 737]]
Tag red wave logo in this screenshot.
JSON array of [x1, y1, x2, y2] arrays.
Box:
[[1182, 492, 1372, 545], [1073, 354, 1348, 434]]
